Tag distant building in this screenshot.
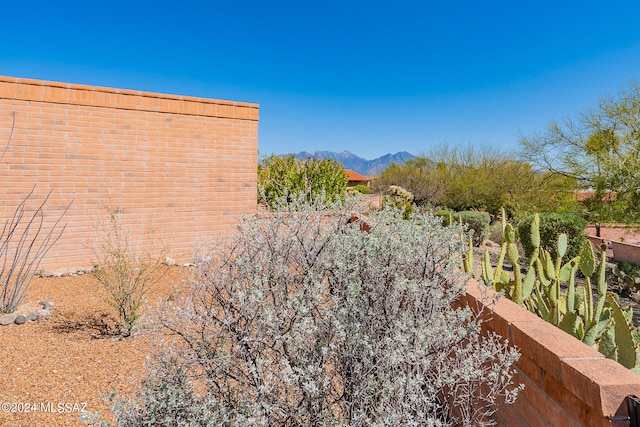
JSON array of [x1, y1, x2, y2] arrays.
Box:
[[573, 189, 617, 202], [345, 169, 371, 188]]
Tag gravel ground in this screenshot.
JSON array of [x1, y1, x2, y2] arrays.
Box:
[[0, 267, 192, 427]]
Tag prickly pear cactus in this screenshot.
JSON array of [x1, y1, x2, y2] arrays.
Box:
[[477, 208, 640, 373], [598, 293, 640, 372]]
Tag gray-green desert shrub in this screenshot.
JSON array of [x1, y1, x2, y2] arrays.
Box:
[[90, 194, 521, 426], [82, 354, 221, 427]]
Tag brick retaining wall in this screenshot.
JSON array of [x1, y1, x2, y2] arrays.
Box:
[[0, 76, 259, 270], [459, 280, 640, 426]]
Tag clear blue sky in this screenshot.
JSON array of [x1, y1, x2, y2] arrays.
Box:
[[2, 1, 639, 160]]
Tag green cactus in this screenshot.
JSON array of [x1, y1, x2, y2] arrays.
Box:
[[481, 210, 538, 306], [599, 293, 640, 372], [462, 236, 474, 277], [445, 211, 453, 226], [478, 209, 640, 372]]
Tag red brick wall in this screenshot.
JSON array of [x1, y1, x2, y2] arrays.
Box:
[[0, 76, 259, 270], [458, 280, 640, 427]]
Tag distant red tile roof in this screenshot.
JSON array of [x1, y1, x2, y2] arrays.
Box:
[[345, 169, 370, 181], [574, 190, 617, 202]]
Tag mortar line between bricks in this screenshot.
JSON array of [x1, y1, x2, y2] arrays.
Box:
[[5, 99, 259, 120], [559, 356, 606, 361]]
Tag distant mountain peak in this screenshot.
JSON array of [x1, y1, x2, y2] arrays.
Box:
[[290, 150, 415, 176]]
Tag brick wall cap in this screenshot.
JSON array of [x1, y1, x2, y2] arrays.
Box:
[[72, 83, 96, 91], [466, 279, 542, 324], [0, 75, 259, 119], [466, 279, 605, 359], [562, 358, 640, 417]]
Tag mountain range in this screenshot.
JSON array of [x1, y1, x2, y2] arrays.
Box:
[[293, 151, 416, 176]]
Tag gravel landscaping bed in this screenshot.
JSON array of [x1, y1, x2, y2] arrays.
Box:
[[0, 267, 191, 427]]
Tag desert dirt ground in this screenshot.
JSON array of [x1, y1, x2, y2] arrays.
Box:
[[0, 266, 193, 427]]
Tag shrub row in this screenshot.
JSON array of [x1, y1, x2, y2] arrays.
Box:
[[517, 212, 587, 260], [432, 209, 587, 255], [434, 210, 490, 247]]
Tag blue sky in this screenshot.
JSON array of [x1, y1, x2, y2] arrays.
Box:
[[2, 1, 640, 159]]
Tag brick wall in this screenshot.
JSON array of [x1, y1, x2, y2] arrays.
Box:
[[458, 279, 640, 426], [0, 76, 259, 270]]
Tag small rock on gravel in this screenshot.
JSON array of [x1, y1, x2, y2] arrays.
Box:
[[36, 309, 52, 318], [40, 270, 63, 278], [14, 315, 27, 325], [0, 314, 17, 325]]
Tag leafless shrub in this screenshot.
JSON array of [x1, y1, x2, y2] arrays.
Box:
[[93, 208, 168, 338], [1, 114, 67, 313], [91, 195, 521, 426]]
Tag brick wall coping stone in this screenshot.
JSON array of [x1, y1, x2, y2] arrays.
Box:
[[461, 278, 640, 426], [0, 75, 259, 121]]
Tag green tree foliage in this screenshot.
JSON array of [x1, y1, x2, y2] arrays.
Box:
[[431, 145, 577, 218], [373, 145, 576, 219], [348, 184, 372, 194], [371, 157, 446, 207], [520, 81, 640, 223], [454, 211, 491, 247], [258, 154, 348, 208]]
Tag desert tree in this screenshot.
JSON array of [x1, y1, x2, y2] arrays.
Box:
[[371, 156, 447, 207], [428, 144, 577, 219], [520, 81, 640, 223], [374, 145, 576, 219]]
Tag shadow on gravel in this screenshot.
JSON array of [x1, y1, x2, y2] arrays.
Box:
[[50, 311, 124, 339]]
